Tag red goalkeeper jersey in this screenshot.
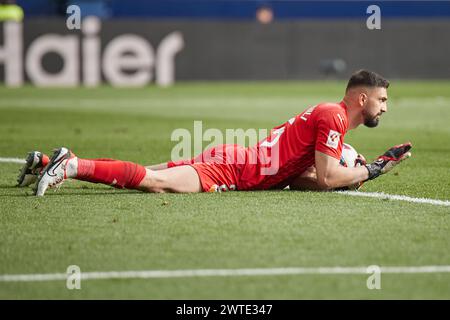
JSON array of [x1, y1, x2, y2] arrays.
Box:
[[169, 101, 349, 192], [237, 101, 349, 190]]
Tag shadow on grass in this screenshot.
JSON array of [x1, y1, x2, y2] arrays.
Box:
[[0, 192, 145, 198], [0, 184, 143, 197]]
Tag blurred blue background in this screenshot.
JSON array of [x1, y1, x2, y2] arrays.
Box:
[[4, 1, 449, 82], [17, 0, 450, 19]]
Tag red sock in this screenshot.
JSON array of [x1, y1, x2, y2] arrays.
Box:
[[42, 154, 50, 167], [87, 158, 117, 162], [76, 158, 147, 189], [37, 154, 50, 174]]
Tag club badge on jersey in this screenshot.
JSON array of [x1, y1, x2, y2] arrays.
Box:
[[326, 130, 341, 149]]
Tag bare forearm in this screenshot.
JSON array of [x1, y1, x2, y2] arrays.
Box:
[[322, 165, 368, 190]]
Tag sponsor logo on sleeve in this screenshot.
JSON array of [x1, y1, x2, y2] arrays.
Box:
[[326, 130, 341, 149]]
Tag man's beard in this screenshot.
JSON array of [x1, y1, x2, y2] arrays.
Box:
[[363, 110, 380, 128]]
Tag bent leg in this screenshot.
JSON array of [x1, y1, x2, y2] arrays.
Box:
[[138, 165, 202, 193], [68, 157, 201, 193]]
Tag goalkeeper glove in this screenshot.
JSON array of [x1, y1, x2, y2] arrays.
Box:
[[365, 142, 412, 180], [355, 154, 367, 167]]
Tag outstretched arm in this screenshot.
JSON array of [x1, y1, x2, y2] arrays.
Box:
[[291, 153, 368, 192], [289, 162, 365, 191], [312, 142, 412, 190], [314, 151, 368, 190]]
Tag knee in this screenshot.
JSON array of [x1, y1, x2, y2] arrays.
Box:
[[139, 171, 168, 193]]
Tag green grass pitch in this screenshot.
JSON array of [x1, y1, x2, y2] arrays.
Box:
[[0, 81, 449, 299]]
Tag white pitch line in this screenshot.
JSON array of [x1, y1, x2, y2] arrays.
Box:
[[1, 266, 450, 282], [336, 190, 450, 207], [0, 157, 26, 164]]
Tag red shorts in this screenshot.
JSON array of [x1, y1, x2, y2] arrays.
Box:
[[167, 144, 244, 192], [190, 163, 238, 192]]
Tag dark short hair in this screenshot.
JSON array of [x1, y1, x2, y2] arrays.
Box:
[[346, 69, 389, 92]]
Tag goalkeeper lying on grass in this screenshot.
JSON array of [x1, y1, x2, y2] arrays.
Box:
[[16, 70, 412, 196]]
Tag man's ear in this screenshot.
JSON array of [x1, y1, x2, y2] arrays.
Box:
[[358, 92, 368, 107]]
